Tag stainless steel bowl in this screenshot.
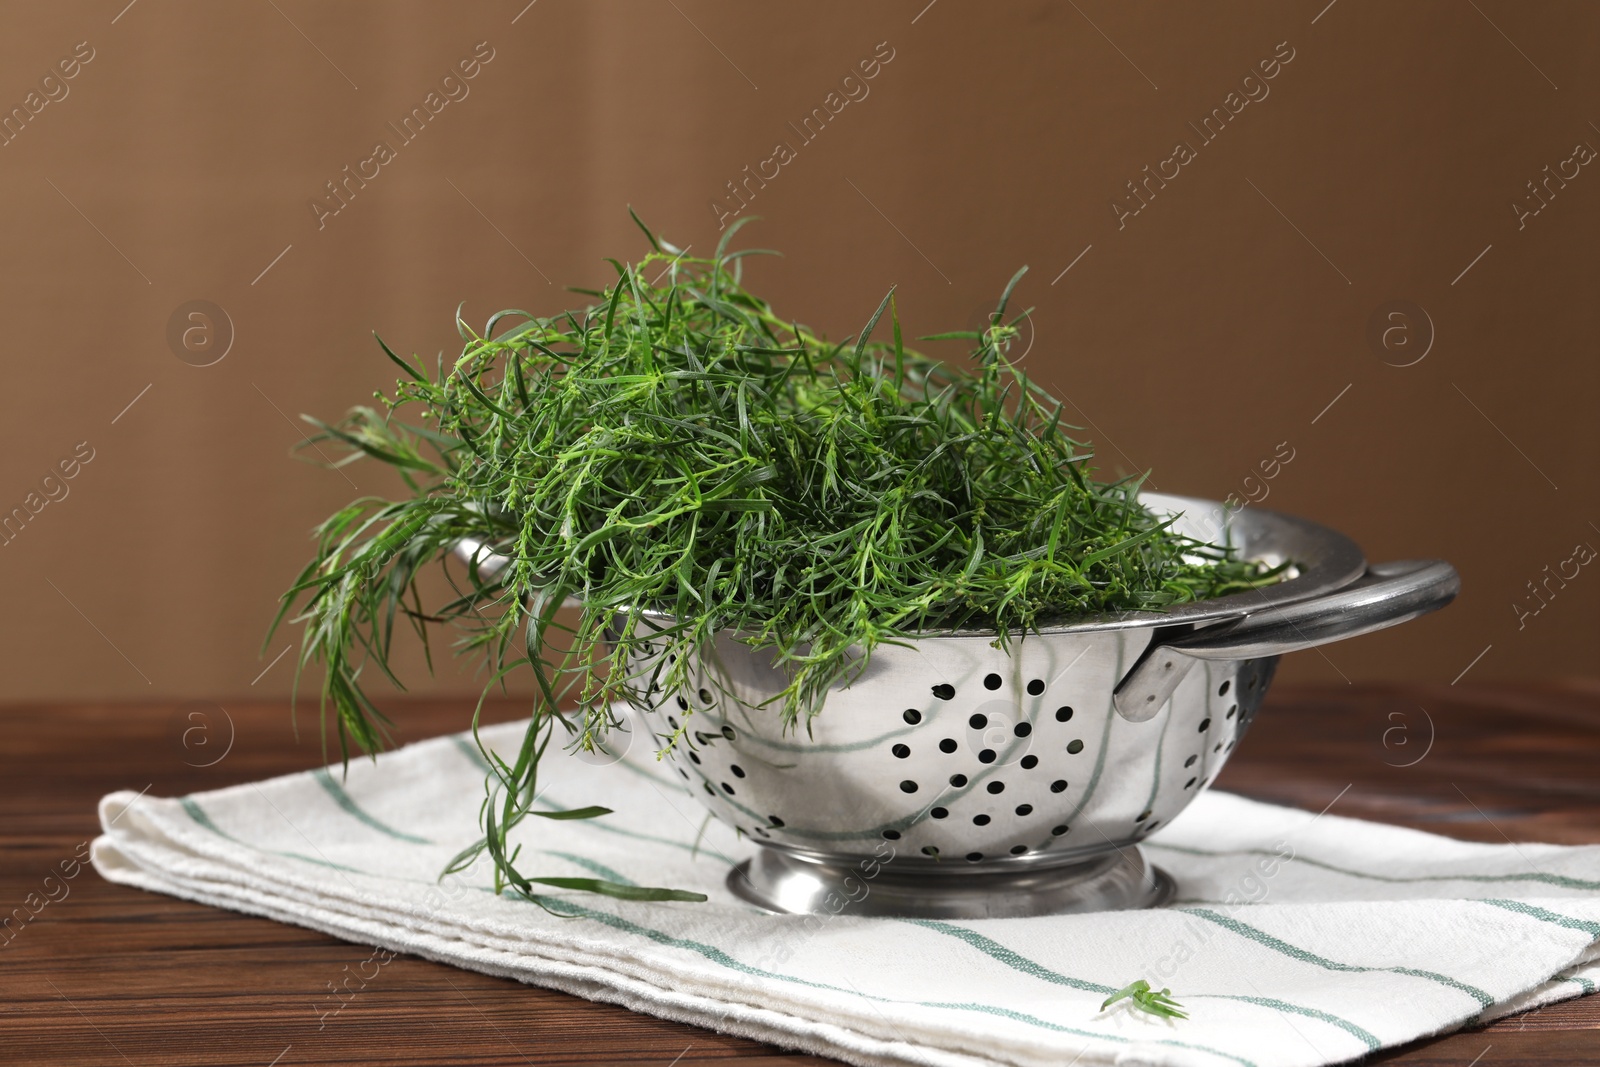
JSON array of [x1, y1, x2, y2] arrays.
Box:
[[612, 494, 1457, 918], [461, 493, 1459, 918]]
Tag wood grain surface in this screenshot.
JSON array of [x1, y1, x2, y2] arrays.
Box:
[[3, 682, 1597, 1066]]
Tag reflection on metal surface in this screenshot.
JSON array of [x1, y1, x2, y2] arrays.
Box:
[[729, 844, 1174, 919]]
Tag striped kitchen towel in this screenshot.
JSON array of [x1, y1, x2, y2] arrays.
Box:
[[93, 714, 1600, 1067]]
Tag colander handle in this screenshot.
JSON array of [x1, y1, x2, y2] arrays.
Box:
[[451, 538, 590, 608], [1113, 559, 1459, 720]]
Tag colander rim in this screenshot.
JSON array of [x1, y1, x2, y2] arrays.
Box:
[[610, 493, 1368, 640]]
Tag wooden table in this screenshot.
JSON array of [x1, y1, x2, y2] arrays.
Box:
[[5, 683, 1598, 1066]]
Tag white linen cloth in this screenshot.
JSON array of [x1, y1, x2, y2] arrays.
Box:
[[93, 714, 1600, 1067]]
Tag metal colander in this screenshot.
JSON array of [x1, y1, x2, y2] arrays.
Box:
[[611, 493, 1458, 918]]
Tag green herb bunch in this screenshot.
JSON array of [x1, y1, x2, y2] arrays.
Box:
[[271, 216, 1280, 902]]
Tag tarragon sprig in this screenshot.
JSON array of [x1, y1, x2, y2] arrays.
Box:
[[1101, 980, 1189, 1020]]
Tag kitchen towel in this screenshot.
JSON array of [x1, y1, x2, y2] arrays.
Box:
[[94, 714, 1600, 1067]]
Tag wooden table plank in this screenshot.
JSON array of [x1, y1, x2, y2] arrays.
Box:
[[3, 683, 1596, 1065]]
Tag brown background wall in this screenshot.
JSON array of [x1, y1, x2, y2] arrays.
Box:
[[0, 0, 1594, 707]]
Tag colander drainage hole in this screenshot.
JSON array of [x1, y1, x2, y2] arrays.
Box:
[[1066, 739, 1084, 754], [1014, 722, 1033, 738], [676, 696, 688, 710], [1184, 777, 1197, 789], [930, 806, 948, 819], [720, 782, 735, 794], [922, 845, 939, 856], [1198, 718, 1211, 732], [900, 780, 919, 794], [892, 744, 911, 759], [730, 765, 746, 777], [768, 815, 785, 827], [1026, 679, 1045, 696], [721, 725, 736, 740], [932, 684, 956, 700], [939, 738, 958, 753], [1050, 780, 1068, 793], [969, 713, 988, 729], [1010, 845, 1028, 855], [1219, 680, 1231, 696], [984, 673, 1002, 690], [1056, 706, 1074, 722], [1015, 803, 1033, 816], [1227, 704, 1237, 719], [973, 814, 991, 826], [882, 830, 901, 840], [1051, 825, 1069, 836], [978, 749, 996, 764], [986, 781, 1006, 794], [966, 851, 985, 861], [1020, 755, 1039, 769], [688, 752, 701, 764], [1184, 754, 1197, 768], [699, 688, 712, 704], [950, 774, 968, 787], [1135, 809, 1151, 822], [903, 709, 922, 724]]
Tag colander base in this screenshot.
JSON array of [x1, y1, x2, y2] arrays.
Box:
[[727, 843, 1174, 919]]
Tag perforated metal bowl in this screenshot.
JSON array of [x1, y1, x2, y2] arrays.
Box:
[[606, 494, 1458, 918]]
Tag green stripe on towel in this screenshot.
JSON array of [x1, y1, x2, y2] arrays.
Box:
[[909, 917, 1376, 1051], [1187, 908, 1494, 1006], [450, 735, 704, 857], [1195, 994, 1380, 1051], [313, 768, 431, 845], [542, 851, 637, 886], [180, 796, 369, 875], [1481, 899, 1600, 938], [527, 895, 1261, 1067], [906, 919, 1118, 995], [180, 796, 234, 840], [1148, 842, 1600, 892], [451, 734, 493, 773]]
